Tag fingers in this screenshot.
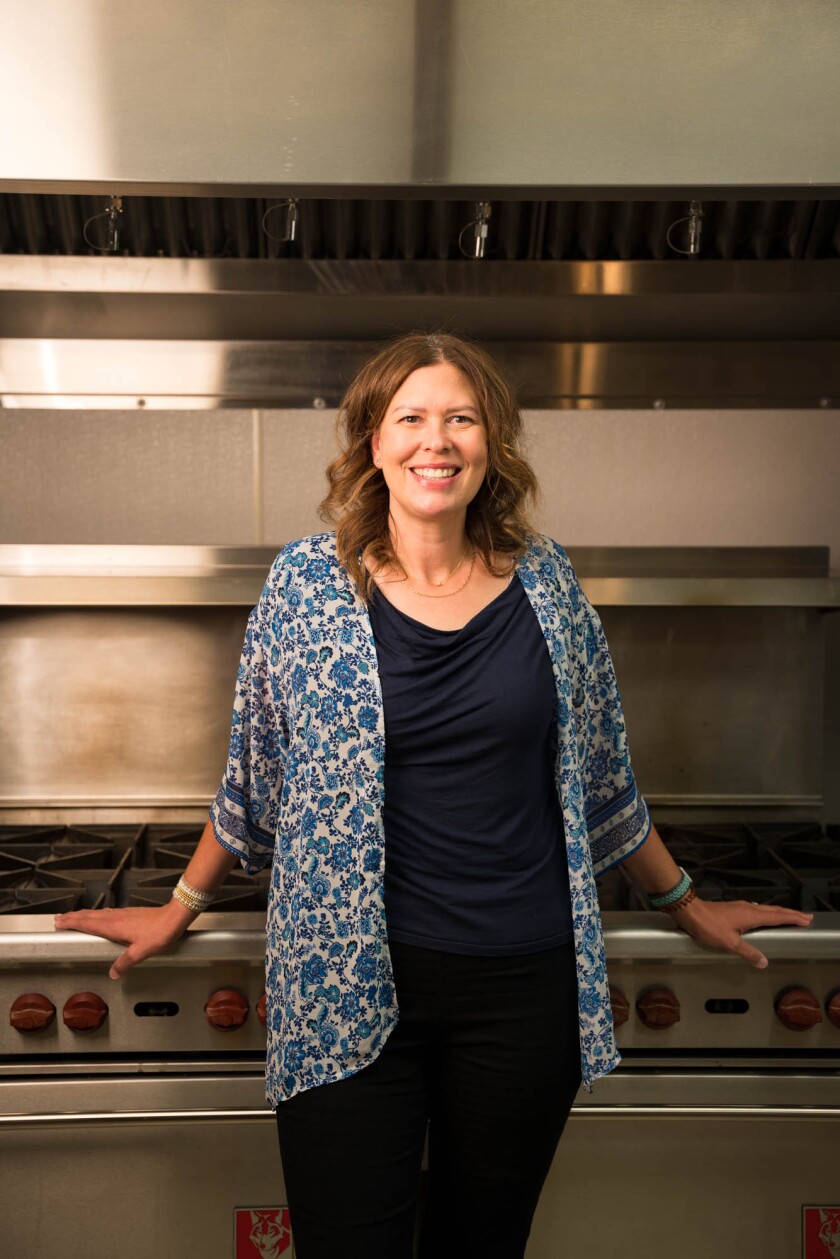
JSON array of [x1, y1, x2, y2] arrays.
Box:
[[729, 937, 769, 969], [755, 904, 814, 927], [54, 909, 128, 944], [737, 903, 813, 935], [109, 946, 139, 981]]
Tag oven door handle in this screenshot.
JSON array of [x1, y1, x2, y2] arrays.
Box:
[[574, 1105, 840, 1119], [0, 1107, 273, 1126], [2, 1103, 839, 1127]]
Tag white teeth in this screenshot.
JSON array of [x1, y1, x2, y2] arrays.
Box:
[[411, 467, 458, 479]]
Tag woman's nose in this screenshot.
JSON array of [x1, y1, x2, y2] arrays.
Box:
[[423, 421, 452, 449]]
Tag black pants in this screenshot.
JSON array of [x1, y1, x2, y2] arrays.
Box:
[[275, 939, 582, 1259]]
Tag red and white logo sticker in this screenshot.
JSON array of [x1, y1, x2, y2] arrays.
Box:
[[803, 1207, 840, 1258], [234, 1207, 294, 1258]]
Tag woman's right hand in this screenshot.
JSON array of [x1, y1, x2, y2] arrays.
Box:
[[54, 901, 197, 980]]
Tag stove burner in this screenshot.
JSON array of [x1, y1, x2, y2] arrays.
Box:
[[0, 825, 269, 914], [595, 821, 837, 912], [0, 821, 835, 914]]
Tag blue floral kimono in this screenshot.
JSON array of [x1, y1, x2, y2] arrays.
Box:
[[211, 531, 651, 1105]]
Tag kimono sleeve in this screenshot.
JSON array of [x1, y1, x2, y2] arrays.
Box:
[[577, 590, 652, 876], [209, 577, 288, 875]]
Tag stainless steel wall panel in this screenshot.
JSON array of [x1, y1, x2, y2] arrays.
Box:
[[599, 605, 824, 808], [0, 410, 256, 543], [522, 409, 840, 568], [0, 602, 824, 816], [2, 1, 839, 194], [260, 409, 339, 546], [0, 608, 247, 815]]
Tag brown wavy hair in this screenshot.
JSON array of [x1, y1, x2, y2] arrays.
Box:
[[319, 331, 539, 600]]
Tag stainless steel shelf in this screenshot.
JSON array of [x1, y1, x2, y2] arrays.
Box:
[[1, 546, 837, 608]]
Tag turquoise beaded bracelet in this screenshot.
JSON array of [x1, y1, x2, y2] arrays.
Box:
[[648, 867, 693, 909]]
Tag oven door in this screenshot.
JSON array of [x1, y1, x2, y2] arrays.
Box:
[[531, 1067, 840, 1259], [2, 1065, 839, 1259], [0, 1064, 285, 1259]]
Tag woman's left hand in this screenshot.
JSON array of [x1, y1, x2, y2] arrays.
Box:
[[670, 898, 813, 968]]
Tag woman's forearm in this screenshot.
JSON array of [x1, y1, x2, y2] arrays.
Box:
[[618, 823, 683, 896], [181, 817, 241, 896]]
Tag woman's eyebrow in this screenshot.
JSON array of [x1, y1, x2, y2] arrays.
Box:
[[392, 404, 479, 413]]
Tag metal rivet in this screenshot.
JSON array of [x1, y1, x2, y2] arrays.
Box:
[[313, 397, 327, 410], [818, 397, 832, 408], [653, 399, 666, 410]]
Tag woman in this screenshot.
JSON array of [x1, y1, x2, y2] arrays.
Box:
[[56, 332, 813, 1259]]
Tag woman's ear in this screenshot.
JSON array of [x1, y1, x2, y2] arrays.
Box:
[[371, 431, 381, 465]]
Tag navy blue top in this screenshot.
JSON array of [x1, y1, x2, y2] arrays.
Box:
[[368, 573, 573, 956]]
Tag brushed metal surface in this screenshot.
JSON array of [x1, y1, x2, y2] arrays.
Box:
[[3, 912, 840, 962], [600, 604, 825, 805], [0, 544, 830, 575], [2, 1069, 840, 1119], [3, 915, 839, 1057], [0, 607, 247, 809], [3, 256, 840, 346], [3, 575, 839, 608], [2, 339, 840, 408], [0, 595, 826, 811], [5, 256, 840, 297], [1, 0, 839, 192], [1, 546, 838, 607], [0, 1081, 836, 1259]]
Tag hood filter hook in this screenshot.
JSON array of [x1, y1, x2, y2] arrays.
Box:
[[666, 200, 704, 257], [458, 200, 493, 259], [262, 199, 300, 244], [82, 195, 124, 254]]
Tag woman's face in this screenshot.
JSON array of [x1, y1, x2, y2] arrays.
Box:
[[370, 361, 488, 531]]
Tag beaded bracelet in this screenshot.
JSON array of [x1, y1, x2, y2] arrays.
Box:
[[172, 877, 214, 915], [647, 867, 693, 910], [660, 885, 697, 914]]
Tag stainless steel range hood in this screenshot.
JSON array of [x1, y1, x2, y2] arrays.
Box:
[[3, 0, 840, 196], [1, 0, 839, 409]]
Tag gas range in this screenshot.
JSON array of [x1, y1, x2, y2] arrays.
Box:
[[2, 819, 838, 916], [0, 823, 269, 914], [0, 820, 838, 1061]]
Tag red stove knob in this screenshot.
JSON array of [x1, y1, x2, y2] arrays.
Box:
[[826, 992, 840, 1031], [10, 992, 56, 1033], [205, 988, 249, 1031], [256, 993, 268, 1028], [636, 987, 681, 1030], [775, 987, 823, 1031], [609, 985, 630, 1028], [63, 992, 108, 1032]]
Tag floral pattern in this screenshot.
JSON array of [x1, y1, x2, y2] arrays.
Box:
[[211, 531, 651, 1104]]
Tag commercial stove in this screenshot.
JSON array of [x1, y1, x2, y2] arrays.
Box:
[[1, 818, 839, 1258]]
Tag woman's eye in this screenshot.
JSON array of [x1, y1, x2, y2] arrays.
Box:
[[450, 415, 474, 425], [399, 415, 421, 424]]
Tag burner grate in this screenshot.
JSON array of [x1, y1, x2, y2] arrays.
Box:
[[0, 821, 835, 915], [595, 821, 837, 912]]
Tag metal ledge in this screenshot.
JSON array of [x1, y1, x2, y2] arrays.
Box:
[[3, 912, 839, 964], [4, 256, 840, 298], [1, 546, 837, 607], [1, 339, 839, 409], [2, 575, 838, 609]]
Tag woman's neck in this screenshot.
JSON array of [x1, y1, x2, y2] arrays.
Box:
[[388, 516, 471, 586]]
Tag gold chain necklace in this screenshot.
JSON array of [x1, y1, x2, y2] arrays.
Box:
[[398, 546, 468, 589], [404, 550, 476, 598]]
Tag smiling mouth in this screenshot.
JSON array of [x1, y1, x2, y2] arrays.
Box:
[[409, 467, 461, 481]]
